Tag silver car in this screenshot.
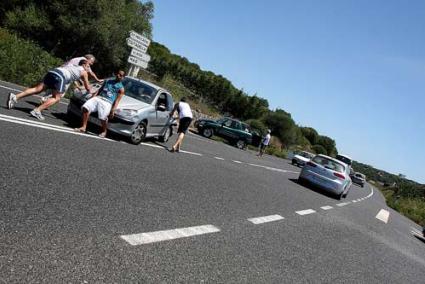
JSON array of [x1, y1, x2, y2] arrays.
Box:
[[67, 77, 175, 144], [351, 172, 366, 187], [292, 151, 315, 167], [298, 154, 352, 199]]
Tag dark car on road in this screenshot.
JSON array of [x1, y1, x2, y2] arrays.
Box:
[[194, 117, 260, 149]]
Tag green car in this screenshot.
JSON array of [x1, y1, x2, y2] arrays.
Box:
[[194, 117, 260, 149]]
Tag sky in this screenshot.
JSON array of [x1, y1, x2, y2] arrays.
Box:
[[150, 0, 425, 184]]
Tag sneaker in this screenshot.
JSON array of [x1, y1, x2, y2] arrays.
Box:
[[30, 110, 45, 121], [7, 93, 17, 109]]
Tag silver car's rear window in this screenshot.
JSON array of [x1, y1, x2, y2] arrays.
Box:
[[312, 156, 345, 173], [122, 79, 158, 104]]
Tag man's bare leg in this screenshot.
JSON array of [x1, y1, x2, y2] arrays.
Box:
[[75, 108, 90, 132]]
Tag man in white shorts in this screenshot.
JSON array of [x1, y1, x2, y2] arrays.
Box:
[[74, 70, 125, 138]]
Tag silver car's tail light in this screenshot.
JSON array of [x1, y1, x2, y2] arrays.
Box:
[[333, 172, 345, 180]]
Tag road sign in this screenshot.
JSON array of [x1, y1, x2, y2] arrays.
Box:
[[128, 55, 148, 69], [126, 38, 148, 53], [129, 30, 151, 47], [131, 49, 151, 62]]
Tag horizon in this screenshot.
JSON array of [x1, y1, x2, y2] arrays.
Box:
[[151, 0, 425, 184]]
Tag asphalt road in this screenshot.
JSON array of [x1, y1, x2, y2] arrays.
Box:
[[1, 80, 424, 283]]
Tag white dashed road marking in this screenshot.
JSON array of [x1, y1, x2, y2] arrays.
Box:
[[248, 214, 284, 224], [214, 157, 224, 160], [336, 202, 350, 207], [232, 160, 242, 164], [320, 206, 333, 210], [121, 225, 220, 245], [296, 209, 316, 216], [375, 209, 390, 224]]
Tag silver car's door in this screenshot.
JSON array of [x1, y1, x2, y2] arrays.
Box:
[[149, 92, 170, 135]]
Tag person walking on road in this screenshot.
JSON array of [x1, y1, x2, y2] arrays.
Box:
[[7, 59, 92, 120], [169, 97, 193, 152], [257, 129, 271, 157], [74, 70, 125, 138]]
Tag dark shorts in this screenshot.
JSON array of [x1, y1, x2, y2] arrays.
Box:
[[43, 69, 66, 93], [260, 143, 268, 150], [178, 117, 192, 133]]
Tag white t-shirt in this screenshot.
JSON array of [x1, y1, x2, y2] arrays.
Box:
[[262, 133, 271, 145], [56, 65, 84, 83], [178, 102, 193, 119], [63, 57, 92, 73]]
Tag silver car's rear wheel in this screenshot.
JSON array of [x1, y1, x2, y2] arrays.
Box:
[[130, 122, 147, 145], [159, 126, 171, 142]]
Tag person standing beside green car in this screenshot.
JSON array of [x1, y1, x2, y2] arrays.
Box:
[[169, 97, 193, 152]]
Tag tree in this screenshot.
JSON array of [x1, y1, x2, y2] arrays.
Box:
[[312, 144, 327, 155], [264, 109, 298, 148], [317, 135, 337, 157], [3, 0, 154, 75], [300, 127, 319, 145]]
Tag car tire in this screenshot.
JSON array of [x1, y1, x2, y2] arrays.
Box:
[[298, 177, 306, 185], [202, 128, 213, 138], [129, 122, 147, 145], [158, 126, 171, 142], [292, 159, 297, 166], [236, 139, 246, 150]]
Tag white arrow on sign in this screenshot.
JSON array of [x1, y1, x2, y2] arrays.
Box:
[[129, 30, 151, 47], [127, 38, 148, 53], [128, 55, 148, 69], [131, 49, 151, 62]]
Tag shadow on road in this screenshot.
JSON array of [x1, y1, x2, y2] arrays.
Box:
[[288, 178, 340, 200]]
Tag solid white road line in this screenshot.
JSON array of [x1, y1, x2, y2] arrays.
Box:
[[179, 150, 203, 156], [120, 225, 220, 245], [214, 157, 224, 160], [0, 84, 22, 93], [410, 227, 422, 235], [296, 209, 316, 215], [140, 142, 164, 149], [0, 114, 113, 141], [247, 214, 284, 224], [375, 209, 390, 224], [320, 206, 333, 210]]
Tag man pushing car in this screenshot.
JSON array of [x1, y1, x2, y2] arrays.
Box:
[[74, 70, 125, 138]]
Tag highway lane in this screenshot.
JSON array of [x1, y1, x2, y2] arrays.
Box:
[[1, 82, 424, 282]]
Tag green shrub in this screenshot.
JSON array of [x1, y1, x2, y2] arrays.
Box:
[[265, 145, 287, 159], [0, 28, 62, 86]]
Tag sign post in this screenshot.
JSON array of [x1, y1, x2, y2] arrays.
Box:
[[126, 30, 151, 77]]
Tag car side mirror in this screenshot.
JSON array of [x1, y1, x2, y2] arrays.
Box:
[[157, 105, 166, 112]]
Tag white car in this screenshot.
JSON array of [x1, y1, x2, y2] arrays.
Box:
[[298, 154, 352, 199], [292, 151, 315, 167]]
